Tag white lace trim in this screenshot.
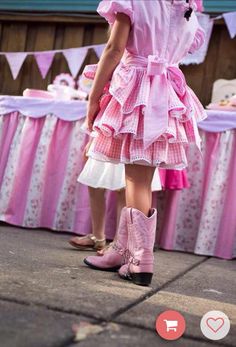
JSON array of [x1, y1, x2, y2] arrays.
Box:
[[88, 151, 188, 170]]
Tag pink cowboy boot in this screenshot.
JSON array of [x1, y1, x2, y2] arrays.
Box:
[[119, 208, 157, 286], [84, 207, 127, 271]]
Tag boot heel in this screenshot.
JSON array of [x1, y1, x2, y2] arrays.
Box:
[[130, 272, 153, 286]]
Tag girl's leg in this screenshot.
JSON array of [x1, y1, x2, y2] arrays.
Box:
[[125, 164, 155, 216], [114, 189, 126, 239], [69, 187, 106, 249], [97, 188, 126, 254], [88, 187, 106, 240]]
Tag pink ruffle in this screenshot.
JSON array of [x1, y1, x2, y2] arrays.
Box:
[[84, 63, 206, 127], [159, 169, 190, 190], [89, 132, 189, 169], [194, 0, 204, 12], [83, 62, 206, 168], [189, 27, 205, 54], [97, 0, 134, 25], [84, 63, 202, 121]]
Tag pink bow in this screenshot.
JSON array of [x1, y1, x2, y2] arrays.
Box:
[[147, 56, 167, 75], [144, 56, 186, 149]]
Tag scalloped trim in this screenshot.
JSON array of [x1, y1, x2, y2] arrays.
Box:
[[88, 151, 188, 170]]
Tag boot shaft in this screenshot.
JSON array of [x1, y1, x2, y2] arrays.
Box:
[[127, 208, 157, 253], [115, 206, 128, 251]]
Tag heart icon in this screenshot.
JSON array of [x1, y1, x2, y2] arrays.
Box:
[[206, 317, 225, 333]]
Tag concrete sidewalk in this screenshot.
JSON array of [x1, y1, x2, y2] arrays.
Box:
[[0, 224, 235, 347]]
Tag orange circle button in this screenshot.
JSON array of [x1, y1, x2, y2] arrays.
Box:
[[156, 310, 186, 340]]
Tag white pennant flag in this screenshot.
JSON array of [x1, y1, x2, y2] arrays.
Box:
[[63, 48, 88, 78], [94, 44, 106, 58], [223, 12, 236, 39], [5, 52, 28, 79]]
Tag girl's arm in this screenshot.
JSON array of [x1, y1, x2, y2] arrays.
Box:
[[83, 137, 93, 161], [86, 13, 131, 131]]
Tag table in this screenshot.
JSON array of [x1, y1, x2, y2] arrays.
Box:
[[156, 110, 236, 259], [0, 96, 117, 238], [0, 97, 235, 259]]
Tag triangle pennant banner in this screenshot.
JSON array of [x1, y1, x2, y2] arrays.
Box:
[[223, 12, 236, 39], [63, 47, 88, 78], [34, 51, 55, 78], [5, 52, 28, 79], [94, 44, 106, 58]]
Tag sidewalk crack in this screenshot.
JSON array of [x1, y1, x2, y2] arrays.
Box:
[[107, 257, 209, 321]]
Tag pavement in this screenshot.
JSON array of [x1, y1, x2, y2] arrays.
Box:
[[0, 223, 235, 347]]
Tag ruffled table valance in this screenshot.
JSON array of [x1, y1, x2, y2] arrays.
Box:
[[198, 109, 236, 132], [0, 95, 87, 121]]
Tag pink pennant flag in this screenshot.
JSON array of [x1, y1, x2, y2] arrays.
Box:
[[94, 44, 106, 59], [5, 52, 28, 79], [34, 51, 55, 78], [223, 12, 236, 39], [63, 47, 88, 78]]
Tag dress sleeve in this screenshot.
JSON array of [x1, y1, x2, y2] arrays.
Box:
[[189, 0, 203, 12], [97, 0, 134, 25], [194, 0, 204, 12], [188, 26, 205, 54]]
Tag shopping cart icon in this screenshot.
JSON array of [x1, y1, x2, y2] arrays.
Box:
[[164, 319, 178, 332]]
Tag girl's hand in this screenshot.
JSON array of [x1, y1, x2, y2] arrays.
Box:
[[83, 140, 92, 162], [86, 99, 100, 132]]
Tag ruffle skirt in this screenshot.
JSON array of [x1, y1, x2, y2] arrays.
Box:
[[85, 62, 207, 169]]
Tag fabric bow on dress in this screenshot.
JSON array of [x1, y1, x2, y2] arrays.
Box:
[[132, 55, 187, 149]]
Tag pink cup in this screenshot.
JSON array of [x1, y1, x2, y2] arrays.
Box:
[[23, 89, 55, 99]]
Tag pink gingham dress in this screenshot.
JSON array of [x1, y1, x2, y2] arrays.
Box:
[[84, 0, 207, 169]]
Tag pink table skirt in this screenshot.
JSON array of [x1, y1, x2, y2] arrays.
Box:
[[156, 130, 236, 259], [0, 111, 117, 238], [0, 102, 236, 259]]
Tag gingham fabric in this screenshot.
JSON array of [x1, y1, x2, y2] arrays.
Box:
[[85, 64, 205, 168], [84, 0, 207, 168]]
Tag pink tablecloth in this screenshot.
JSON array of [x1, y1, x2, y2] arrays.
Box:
[[0, 96, 117, 239], [0, 98, 235, 259], [156, 112, 236, 259]]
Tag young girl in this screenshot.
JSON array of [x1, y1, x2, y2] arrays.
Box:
[[83, 0, 206, 286]]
